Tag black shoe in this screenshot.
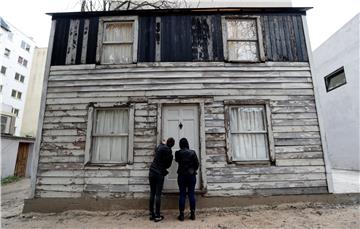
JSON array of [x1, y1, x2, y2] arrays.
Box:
[[178, 212, 184, 221], [149, 215, 155, 221], [190, 210, 195, 220], [154, 215, 164, 222]]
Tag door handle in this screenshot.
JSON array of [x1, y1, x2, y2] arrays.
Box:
[[179, 122, 183, 129]]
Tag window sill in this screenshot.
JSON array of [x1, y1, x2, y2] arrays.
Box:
[[230, 160, 272, 166], [84, 163, 133, 170]]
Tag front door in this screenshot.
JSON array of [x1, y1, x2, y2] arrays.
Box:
[[162, 105, 200, 191]]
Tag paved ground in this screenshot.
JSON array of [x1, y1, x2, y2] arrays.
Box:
[[331, 169, 360, 193], [1, 178, 360, 229]]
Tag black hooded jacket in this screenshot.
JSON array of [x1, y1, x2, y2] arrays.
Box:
[[175, 149, 199, 176], [149, 143, 173, 176]]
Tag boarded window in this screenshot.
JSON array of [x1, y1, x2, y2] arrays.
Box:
[[229, 105, 270, 161], [324, 67, 346, 92], [91, 108, 129, 163], [101, 22, 134, 64], [224, 18, 262, 62]]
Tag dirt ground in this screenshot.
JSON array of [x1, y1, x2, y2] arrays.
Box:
[[1, 179, 360, 229]]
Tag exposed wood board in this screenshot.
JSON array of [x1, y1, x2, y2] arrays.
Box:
[[65, 19, 80, 65]]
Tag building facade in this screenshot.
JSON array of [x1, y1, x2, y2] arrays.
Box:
[[312, 14, 360, 171], [29, 7, 328, 205], [21, 47, 47, 137], [0, 17, 36, 136]]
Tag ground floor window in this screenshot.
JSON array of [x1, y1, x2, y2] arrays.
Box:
[[225, 102, 274, 163], [85, 106, 134, 165]]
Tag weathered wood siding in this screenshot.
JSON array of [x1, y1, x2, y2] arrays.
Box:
[[51, 17, 98, 66], [35, 62, 327, 198], [261, 15, 308, 62], [51, 14, 307, 65]]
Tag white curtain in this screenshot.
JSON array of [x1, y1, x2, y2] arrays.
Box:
[[230, 106, 268, 161], [92, 109, 129, 163], [102, 22, 133, 64]]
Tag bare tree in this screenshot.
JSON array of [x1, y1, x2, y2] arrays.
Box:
[[80, 0, 198, 11]]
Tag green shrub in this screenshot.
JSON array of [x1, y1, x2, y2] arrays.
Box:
[[1, 176, 20, 185]]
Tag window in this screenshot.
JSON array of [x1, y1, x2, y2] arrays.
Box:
[[20, 41, 30, 52], [222, 17, 264, 62], [20, 75, 25, 83], [1, 115, 15, 135], [85, 106, 134, 164], [11, 108, 19, 117], [98, 17, 138, 64], [4, 48, 10, 57], [225, 102, 274, 163], [15, 73, 20, 80], [18, 56, 23, 64], [11, 89, 22, 99], [17, 56, 28, 67], [1, 66, 6, 75], [324, 67, 346, 92], [8, 33, 13, 41], [0, 85, 3, 93]]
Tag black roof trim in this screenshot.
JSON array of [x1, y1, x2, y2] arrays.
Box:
[[47, 7, 311, 19]]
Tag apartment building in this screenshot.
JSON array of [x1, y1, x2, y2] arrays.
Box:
[[0, 16, 36, 136]]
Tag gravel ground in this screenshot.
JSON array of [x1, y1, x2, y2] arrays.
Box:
[[1, 179, 359, 229]]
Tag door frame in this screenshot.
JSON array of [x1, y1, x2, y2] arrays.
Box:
[[151, 98, 208, 192]]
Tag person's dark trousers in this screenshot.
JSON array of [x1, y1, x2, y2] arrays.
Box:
[[177, 174, 196, 212], [149, 171, 165, 217]]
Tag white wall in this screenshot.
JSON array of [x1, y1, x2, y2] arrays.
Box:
[[20, 48, 47, 137], [312, 14, 360, 171], [0, 18, 36, 136], [1, 138, 19, 178]]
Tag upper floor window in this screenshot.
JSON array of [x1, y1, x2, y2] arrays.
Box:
[[18, 56, 28, 67], [14, 73, 25, 83], [4, 48, 10, 57], [11, 89, 22, 100], [222, 17, 264, 62], [21, 41, 31, 52], [7, 33, 13, 41], [1, 66, 7, 75], [324, 67, 346, 92], [11, 108, 19, 117], [98, 17, 138, 64]]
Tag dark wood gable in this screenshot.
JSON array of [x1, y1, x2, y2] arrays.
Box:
[[50, 12, 308, 65]]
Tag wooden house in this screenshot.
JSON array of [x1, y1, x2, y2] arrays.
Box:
[[28, 6, 328, 206]]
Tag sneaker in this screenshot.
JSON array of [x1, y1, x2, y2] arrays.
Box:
[[154, 215, 164, 222]]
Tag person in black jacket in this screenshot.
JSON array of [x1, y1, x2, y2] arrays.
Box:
[[175, 138, 199, 221], [148, 137, 175, 222]]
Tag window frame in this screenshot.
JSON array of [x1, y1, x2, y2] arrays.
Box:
[[221, 16, 265, 63], [84, 104, 135, 166], [96, 16, 139, 65], [224, 100, 275, 164], [1, 66, 6, 75], [4, 48, 10, 57], [324, 66, 347, 92]]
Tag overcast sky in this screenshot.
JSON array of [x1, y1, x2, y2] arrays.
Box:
[[0, 0, 359, 50]]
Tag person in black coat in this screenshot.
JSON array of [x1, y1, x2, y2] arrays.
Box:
[[148, 137, 175, 222], [175, 138, 199, 221]]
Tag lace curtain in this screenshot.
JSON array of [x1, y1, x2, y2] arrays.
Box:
[[92, 109, 129, 163], [230, 106, 269, 161]]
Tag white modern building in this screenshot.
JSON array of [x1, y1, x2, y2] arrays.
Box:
[[312, 13, 360, 193], [1, 16, 36, 136]]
